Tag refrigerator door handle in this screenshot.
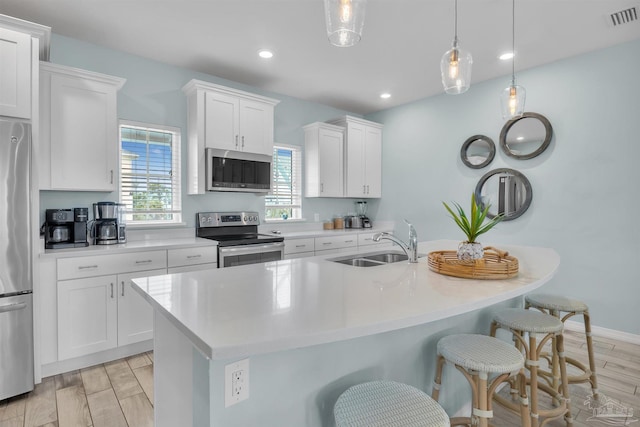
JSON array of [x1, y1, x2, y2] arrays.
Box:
[[0, 302, 27, 313]]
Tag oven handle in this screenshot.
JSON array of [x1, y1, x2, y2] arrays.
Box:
[[218, 241, 285, 257]]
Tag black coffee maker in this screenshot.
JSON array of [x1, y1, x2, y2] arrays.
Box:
[[44, 208, 89, 249]]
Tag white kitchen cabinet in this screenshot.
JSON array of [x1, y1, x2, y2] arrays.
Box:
[[328, 116, 383, 198], [304, 122, 344, 197], [56, 250, 166, 360], [39, 62, 125, 191], [182, 79, 280, 194], [0, 16, 49, 119], [57, 275, 118, 360], [284, 237, 315, 259], [314, 235, 357, 255], [167, 246, 217, 273]]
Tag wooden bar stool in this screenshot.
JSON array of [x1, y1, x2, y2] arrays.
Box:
[[334, 380, 449, 427], [432, 334, 530, 427], [525, 294, 599, 399], [491, 308, 573, 427]]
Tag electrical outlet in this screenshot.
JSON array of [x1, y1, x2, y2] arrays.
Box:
[[225, 358, 249, 407]]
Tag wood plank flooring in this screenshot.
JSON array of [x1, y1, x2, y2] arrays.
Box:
[[0, 331, 637, 426]]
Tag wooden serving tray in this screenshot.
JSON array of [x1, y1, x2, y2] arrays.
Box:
[[427, 246, 519, 279]]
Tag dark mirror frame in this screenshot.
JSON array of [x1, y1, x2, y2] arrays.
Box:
[[460, 135, 496, 169], [474, 168, 533, 221], [499, 112, 553, 160]]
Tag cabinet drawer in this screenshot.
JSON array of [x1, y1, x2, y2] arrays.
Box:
[[315, 235, 358, 251], [58, 250, 167, 280], [284, 238, 315, 255], [167, 246, 218, 268], [358, 231, 392, 246]]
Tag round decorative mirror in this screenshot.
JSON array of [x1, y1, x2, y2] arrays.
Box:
[[460, 135, 495, 169], [474, 168, 532, 221], [500, 112, 553, 160]]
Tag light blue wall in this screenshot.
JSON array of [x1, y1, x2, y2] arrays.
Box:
[[41, 34, 370, 227], [366, 39, 640, 335]]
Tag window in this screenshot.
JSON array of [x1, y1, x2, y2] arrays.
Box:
[[119, 121, 182, 225], [265, 144, 302, 220]]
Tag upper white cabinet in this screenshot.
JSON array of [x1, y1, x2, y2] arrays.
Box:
[[304, 122, 344, 197], [329, 116, 383, 198], [39, 63, 125, 191], [0, 15, 50, 119], [182, 79, 280, 194]]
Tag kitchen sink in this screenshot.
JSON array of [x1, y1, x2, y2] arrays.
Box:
[[329, 251, 418, 267]]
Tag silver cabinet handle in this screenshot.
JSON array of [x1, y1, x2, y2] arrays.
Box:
[[321, 183, 324, 193], [78, 265, 98, 270], [110, 170, 114, 184], [345, 240, 354, 243], [295, 245, 306, 248], [186, 254, 202, 259], [322, 242, 332, 246], [0, 302, 26, 313], [366, 185, 370, 194], [121, 280, 125, 297], [235, 135, 239, 148], [110, 283, 114, 299], [135, 260, 153, 264], [242, 136, 245, 148], [363, 185, 366, 194]]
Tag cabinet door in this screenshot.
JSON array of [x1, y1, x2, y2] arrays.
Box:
[[117, 269, 165, 346], [49, 74, 117, 191], [239, 99, 274, 155], [318, 128, 344, 197], [204, 91, 239, 151], [364, 126, 382, 198], [58, 275, 118, 360], [345, 122, 366, 197], [0, 28, 31, 119]]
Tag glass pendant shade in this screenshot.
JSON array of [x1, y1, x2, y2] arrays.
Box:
[[440, 44, 473, 94], [324, 0, 366, 47], [500, 84, 526, 119]]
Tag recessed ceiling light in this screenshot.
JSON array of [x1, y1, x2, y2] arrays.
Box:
[[258, 49, 274, 59], [380, 93, 391, 99], [499, 52, 514, 61]]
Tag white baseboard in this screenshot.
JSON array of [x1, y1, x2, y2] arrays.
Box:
[[564, 320, 640, 345]]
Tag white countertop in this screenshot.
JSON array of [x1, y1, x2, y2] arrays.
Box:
[[132, 239, 560, 360]]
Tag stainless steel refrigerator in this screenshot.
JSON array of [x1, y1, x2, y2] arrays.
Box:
[[0, 118, 34, 400]]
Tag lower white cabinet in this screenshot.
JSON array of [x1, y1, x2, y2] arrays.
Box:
[[117, 269, 166, 346]]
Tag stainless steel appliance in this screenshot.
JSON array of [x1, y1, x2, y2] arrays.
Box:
[[356, 201, 372, 228], [205, 148, 271, 192], [93, 202, 126, 245], [44, 208, 89, 249], [196, 211, 284, 268], [0, 118, 34, 400]]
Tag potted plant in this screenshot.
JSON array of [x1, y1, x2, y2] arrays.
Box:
[[443, 193, 503, 260]]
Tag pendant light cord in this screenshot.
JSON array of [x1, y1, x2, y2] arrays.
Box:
[[454, 0, 459, 47], [511, 0, 516, 85]]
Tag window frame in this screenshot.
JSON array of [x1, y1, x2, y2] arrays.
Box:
[[265, 143, 303, 222], [118, 120, 183, 227]]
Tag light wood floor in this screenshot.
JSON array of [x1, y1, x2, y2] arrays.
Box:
[[0, 330, 638, 427], [0, 351, 153, 427]]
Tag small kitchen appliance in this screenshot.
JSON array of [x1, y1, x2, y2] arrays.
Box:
[[196, 211, 284, 268], [93, 202, 126, 245], [355, 201, 372, 228], [44, 208, 89, 249]]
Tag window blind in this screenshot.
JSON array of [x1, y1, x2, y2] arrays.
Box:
[[119, 122, 182, 224], [265, 144, 302, 220]]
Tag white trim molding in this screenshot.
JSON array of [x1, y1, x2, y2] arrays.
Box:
[[565, 320, 640, 345]]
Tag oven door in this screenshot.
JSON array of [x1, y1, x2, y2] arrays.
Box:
[[218, 242, 285, 268]]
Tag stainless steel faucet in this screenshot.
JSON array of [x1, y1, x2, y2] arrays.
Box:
[[373, 219, 418, 263]]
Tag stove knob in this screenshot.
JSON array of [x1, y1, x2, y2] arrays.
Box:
[[253, 215, 258, 222], [244, 216, 248, 222]]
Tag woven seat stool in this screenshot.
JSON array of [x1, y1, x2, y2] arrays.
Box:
[[525, 294, 599, 399], [491, 308, 573, 427], [432, 334, 530, 427], [334, 380, 449, 427]]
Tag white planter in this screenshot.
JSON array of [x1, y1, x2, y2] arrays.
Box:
[[457, 241, 484, 260]]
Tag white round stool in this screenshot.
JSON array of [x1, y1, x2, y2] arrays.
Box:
[[525, 294, 599, 399], [334, 380, 449, 427], [432, 334, 530, 427], [491, 308, 573, 427]]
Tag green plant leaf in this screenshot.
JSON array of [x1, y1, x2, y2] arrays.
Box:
[[443, 193, 503, 243]]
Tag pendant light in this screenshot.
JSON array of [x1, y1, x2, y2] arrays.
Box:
[[324, 0, 367, 47], [440, 0, 472, 94], [500, 0, 525, 119]]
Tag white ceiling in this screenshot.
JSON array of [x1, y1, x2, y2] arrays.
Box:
[[2, 0, 640, 114]]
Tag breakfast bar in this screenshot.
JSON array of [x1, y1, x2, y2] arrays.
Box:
[[132, 239, 560, 427]]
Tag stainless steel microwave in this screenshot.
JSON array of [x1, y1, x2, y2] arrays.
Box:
[[205, 148, 272, 192]]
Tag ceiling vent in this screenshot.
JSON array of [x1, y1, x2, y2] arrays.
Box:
[[609, 6, 638, 27]]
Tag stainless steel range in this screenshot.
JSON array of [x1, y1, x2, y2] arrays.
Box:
[[196, 211, 285, 268]]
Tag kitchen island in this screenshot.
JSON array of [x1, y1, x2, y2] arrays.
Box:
[[132, 240, 560, 427]]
